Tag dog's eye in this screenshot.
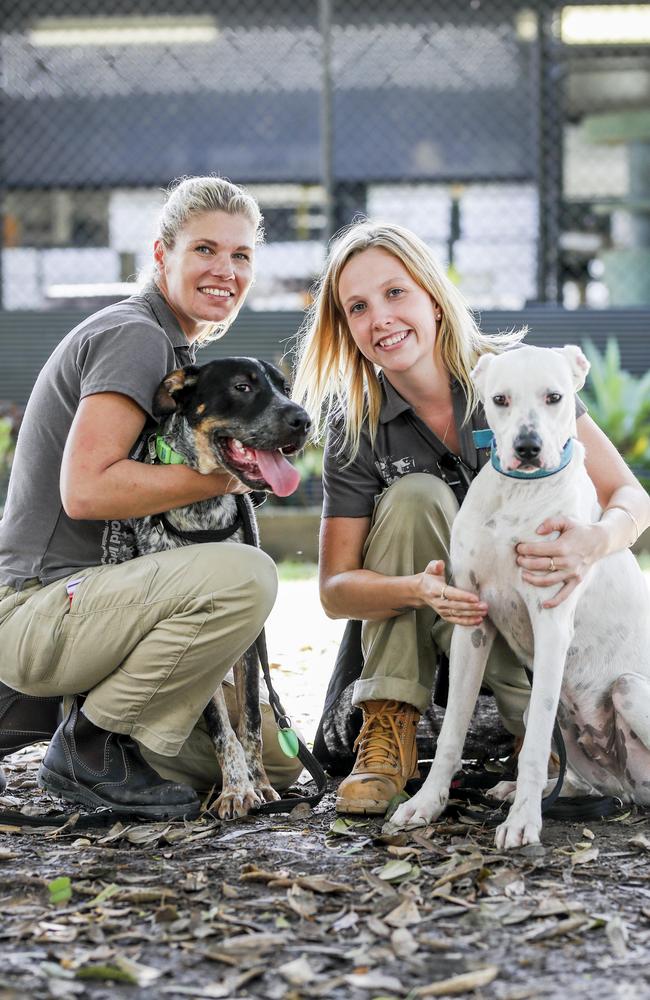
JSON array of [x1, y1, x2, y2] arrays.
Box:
[[234, 383, 252, 393], [546, 392, 562, 405], [492, 395, 508, 407]]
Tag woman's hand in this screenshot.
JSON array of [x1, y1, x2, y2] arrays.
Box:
[[516, 516, 606, 609], [418, 560, 488, 626]]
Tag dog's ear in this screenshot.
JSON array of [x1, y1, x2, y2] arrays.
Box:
[[470, 353, 495, 403], [153, 366, 201, 418], [553, 345, 590, 391]]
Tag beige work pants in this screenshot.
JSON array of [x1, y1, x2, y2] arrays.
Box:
[[0, 544, 302, 791], [353, 474, 529, 736]]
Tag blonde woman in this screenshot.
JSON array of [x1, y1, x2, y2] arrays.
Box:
[[293, 221, 649, 816], [0, 177, 302, 811]]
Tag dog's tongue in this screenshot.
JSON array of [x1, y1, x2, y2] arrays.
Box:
[[253, 449, 301, 497]]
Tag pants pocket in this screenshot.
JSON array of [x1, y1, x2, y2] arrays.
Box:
[[6, 582, 73, 688]]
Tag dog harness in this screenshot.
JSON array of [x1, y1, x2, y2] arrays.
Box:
[[147, 432, 246, 544], [473, 429, 574, 479]]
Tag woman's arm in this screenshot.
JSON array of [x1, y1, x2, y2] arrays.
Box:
[[516, 413, 650, 607], [319, 515, 486, 625], [61, 392, 248, 521]]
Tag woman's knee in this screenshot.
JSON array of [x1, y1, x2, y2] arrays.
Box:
[[186, 543, 278, 620], [375, 473, 459, 523]]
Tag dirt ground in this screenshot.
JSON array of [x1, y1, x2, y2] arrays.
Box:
[[1, 575, 650, 1000]]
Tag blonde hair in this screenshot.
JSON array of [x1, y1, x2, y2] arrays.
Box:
[[292, 220, 525, 457], [152, 176, 264, 345]]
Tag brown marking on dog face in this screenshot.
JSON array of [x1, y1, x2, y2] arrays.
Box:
[[194, 416, 231, 473], [195, 403, 206, 416]]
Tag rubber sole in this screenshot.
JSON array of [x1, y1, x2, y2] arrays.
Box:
[[334, 796, 388, 815], [38, 764, 200, 820]]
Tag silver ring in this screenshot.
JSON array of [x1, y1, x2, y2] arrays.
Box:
[[440, 585, 448, 601], [549, 557, 556, 573]]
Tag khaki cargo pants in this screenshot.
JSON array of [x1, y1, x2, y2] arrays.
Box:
[[0, 543, 302, 792], [353, 474, 530, 736]]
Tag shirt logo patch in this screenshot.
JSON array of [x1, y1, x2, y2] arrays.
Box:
[[101, 520, 136, 565], [376, 455, 417, 485]]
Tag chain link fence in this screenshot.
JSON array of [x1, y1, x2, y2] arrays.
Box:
[[2, 0, 650, 312]]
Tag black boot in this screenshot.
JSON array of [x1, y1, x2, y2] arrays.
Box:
[[0, 682, 62, 791], [38, 699, 200, 820], [0, 681, 61, 757]]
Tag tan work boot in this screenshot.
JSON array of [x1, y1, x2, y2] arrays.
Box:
[[335, 700, 420, 815]]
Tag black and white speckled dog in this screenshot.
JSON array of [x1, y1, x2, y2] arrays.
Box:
[[130, 357, 310, 818]]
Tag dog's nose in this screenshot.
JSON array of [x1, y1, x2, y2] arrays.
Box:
[[283, 405, 312, 435], [513, 432, 542, 463]]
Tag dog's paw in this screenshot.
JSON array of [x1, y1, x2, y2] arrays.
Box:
[[255, 782, 281, 804], [495, 807, 542, 849], [214, 784, 262, 820], [386, 790, 446, 832], [486, 779, 517, 803]]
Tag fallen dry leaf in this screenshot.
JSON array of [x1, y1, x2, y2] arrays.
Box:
[[384, 897, 421, 928], [571, 846, 599, 866], [278, 955, 316, 986], [391, 926, 419, 958], [343, 970, 404, 992], [414, 965, 499, 996], [286, 884, 318, 919]]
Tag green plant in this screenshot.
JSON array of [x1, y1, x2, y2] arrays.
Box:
[[292, 443, 324, 480], [580, 339, 650, 491]]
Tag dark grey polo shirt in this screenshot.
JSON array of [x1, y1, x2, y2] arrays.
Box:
[[0, 285, 194, 588], [322, 374, 586, 519]]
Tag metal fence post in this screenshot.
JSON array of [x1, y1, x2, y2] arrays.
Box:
[[535, 5, 564, 304], [319, 0, 334, 245]]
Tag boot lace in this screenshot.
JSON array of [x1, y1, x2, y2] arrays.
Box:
[[353, 701, 408, 772]]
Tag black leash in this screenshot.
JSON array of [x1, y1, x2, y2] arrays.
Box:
[[233, 495, 327, 813], [151, 493, 327, 812], [441, 666, 623, 825]]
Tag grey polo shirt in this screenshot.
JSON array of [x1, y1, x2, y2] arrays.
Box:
[[0, 285, 194, 588], [322, 375, 586, 519]]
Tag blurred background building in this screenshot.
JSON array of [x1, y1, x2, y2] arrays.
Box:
[[0, 0, 648, 429], [1, 0, 649, 519], [3, 0, 650, 315]]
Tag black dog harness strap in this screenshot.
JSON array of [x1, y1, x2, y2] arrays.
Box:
[[152, 511, 244, 544]]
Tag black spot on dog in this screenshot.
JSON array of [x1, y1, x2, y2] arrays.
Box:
[[471, 629, 484, 649]]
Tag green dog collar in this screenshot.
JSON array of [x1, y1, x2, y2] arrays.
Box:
[[155, 435, 186, 466]]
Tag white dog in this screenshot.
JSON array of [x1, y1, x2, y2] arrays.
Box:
[[391, 344, 650, 848]]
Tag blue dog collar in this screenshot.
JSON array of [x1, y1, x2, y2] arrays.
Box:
[[472, 429, 574, 480]]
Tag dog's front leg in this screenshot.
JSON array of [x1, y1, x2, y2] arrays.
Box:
[[203, 687, 261, 819], [234, 647, 280, 804], [389, 619, 496, 830], [496, 612, 571, 849]]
